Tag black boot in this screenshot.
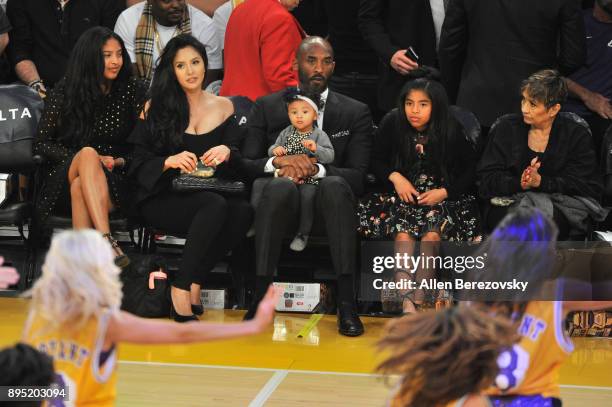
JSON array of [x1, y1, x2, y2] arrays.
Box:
[[337, 301, 364, 337], [336, 274, 363, 336]]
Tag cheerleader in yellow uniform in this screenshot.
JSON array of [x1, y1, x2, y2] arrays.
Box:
[[22, 230, 278, 406], [378, 207, 612, 407]]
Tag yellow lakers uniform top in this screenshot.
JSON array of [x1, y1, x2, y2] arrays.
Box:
[[487, 301, 574, 399], [23, 309, 118, 406]]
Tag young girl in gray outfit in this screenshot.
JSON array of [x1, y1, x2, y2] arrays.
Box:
[[251, 90, 334, 251]]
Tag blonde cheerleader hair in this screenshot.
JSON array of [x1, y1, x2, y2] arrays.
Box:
[[26, 230, 123, 331]]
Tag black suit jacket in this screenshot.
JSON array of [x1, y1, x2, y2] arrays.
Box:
[[358, 0, 438, 112], [241, 88, 374, 197], [439, 0, 586, 127]]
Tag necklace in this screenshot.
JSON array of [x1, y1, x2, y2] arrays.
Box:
[[154, 23, 180, 55]]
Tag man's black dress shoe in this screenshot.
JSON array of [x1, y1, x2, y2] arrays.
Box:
[[337, 301, 364, 337]]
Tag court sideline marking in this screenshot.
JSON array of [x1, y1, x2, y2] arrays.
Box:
[[248, 370, 289, 407]]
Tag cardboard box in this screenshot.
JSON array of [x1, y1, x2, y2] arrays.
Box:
[[273, 282, 320, 312], [200, 289, 226, 309]]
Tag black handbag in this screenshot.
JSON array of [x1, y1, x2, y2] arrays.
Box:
[[172, 175, 247, 196], [120, 254, 170, 318]]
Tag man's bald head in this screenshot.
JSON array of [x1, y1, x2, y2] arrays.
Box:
[[294, 37, 335, 94], [296, 36, 334, 60]]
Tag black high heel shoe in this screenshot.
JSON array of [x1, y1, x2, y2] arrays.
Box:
[[170, 304, 198, 323], [102, 233, 130, 268], [191, 303, 204, 316]]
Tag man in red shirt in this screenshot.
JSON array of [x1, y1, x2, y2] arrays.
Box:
[[220, 0, 305, 101]]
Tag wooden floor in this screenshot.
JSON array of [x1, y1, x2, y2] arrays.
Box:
[[1, 298, 610, 406]]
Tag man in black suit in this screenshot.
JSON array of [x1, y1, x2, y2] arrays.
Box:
[[241, 37, 373, 337], [358, 0, 438, 112], [439, 0, 586, 132]]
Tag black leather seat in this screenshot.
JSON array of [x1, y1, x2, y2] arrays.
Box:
[[0, 84, 44, 290], [0, 202, 31, 226]]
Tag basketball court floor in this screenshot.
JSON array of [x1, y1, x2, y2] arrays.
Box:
[[1, 297, 610, 406]]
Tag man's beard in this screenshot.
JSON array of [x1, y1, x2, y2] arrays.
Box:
[[299, 72, 327, 94]]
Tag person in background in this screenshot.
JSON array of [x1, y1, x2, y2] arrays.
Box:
[[212, 0, 245, 55], [439, 0, 586, 137], [0, 343, 55, 407], [379, 207, 612, 407], [379, 306, 515, 407], [220, 0, 305, 101], [129, 34, 252, 321], [290, 0, 327, 37], [475, 207, 612, 405], [5, 0, 124, 95], [564, 0, 612, 158], [358, 0, 438, 112], [323, 0, 382, 123], [359, 68, 481, 313], [33, 27, 146, 268], [115, 0, 222, 87], [22, 230, 278, 406], [127, 0, 228, 17], [252, 90, 334, 252], [241, 37, 373, 337], [478, 70, 605, 238]]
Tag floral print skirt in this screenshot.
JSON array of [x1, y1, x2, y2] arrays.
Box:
[[357, 174, 481, 241]]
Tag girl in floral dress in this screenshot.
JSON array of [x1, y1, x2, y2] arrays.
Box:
[[358, 69, 481, 313]]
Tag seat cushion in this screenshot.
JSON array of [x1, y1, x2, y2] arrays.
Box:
[[0, 202, 31, 225]]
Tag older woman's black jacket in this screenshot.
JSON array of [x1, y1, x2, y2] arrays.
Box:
[[371, 108, 478, 200], [477, 113, 602, 200]]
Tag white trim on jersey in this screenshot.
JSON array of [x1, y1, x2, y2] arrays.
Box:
[[554, 301, 574, 354], [91, 310, 117, 383]]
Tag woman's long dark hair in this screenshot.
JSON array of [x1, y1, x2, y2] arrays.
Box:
[[393, 68, 451, 180], [146, 34, 209, 151], [60, 26, 132, 144]]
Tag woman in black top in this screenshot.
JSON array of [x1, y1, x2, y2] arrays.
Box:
[[33, 27, 146, 267], [478, 70, 603, 238], [129, 35, 252, 322], [358, 69, 481, 313]]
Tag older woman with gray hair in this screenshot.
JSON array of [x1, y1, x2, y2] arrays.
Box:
[[478, 69, 607, 239]]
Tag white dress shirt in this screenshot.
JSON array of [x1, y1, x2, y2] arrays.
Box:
[[429, 0, 446, 49]]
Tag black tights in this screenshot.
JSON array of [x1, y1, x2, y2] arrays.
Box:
[[140, 191, 253, 290]]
